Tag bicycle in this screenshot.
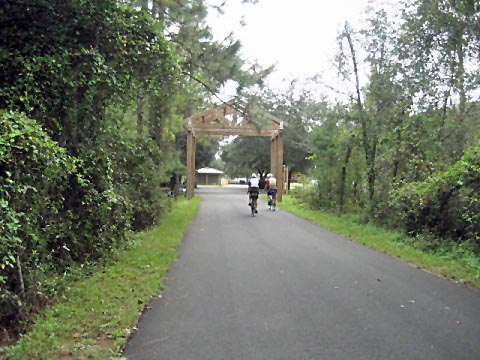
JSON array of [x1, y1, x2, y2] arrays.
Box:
[[267, 189, 277, 211], [250, 191, 259, 216]]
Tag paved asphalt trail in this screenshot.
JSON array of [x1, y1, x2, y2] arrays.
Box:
[[124, 186, 480, 360]]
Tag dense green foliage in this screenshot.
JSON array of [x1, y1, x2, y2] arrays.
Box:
[[0, 0, 176, 340], [0, 0, 265, 342], [293, 1, 480, 253], [391, 145, 480, 246], [1, 111, 78, 336], [5, 197, 200, 359]]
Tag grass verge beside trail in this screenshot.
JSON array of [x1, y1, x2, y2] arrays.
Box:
[[5, 197, 201, 360], [276, 195, 480, 289]]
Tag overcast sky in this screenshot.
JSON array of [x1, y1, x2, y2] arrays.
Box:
[[207, 0, 376, 93]]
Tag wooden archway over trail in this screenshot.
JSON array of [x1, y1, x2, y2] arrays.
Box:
[[184, 99, 286, 201]]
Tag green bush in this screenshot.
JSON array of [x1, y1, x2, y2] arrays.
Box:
[[0, 0, 183, 344], [58, 146, 132, 265], [390, 145, 480, 249], [110, 134, 171, 231], [0, 110, 77, 338], [0, 111, 136, 340]]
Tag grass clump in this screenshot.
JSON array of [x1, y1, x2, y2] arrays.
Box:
[[4, 197, 201, 359], [278, 195, 480, 289]]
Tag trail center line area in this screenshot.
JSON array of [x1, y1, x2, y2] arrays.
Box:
[[124, 186, 480, 360]]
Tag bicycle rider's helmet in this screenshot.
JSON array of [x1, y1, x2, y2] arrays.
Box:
[[251, 173, 257, 178], [267, 173, 273, 178]]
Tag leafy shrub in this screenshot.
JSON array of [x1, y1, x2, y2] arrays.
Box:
[[111, 134, 171, 231], [0, 0, 178, 343], [0, 111, 134, 341], [0, 111, 77, 339], [58, 146, 132, 265], [390, 145, 480, 250]]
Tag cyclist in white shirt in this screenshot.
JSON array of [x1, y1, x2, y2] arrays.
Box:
[[265, 173, 277, 210], [247, 173, 260, 213]]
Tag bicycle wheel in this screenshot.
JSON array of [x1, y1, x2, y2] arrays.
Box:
[[251, 193, 258, 216]]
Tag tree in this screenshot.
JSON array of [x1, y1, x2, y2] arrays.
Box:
[[122, 0, 272, 143], [304, 0, 480, 232], [399, 0, 480, 157], [260, 85, 316, 180], [221, 136, 270, 177], [220, 85, 316, 182], [307, 100, 366, 212], [0, 0, 179, 339], [120, 0, 273, 186], [337, 22, 379, 213]]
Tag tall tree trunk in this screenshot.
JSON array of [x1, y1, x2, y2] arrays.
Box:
[[152, 117, 162, 148], [149, 99, 163, 148], [368, 135, 377, 203], [455, 40, 467, 155], [287, 169, 293, 191], [344, 25, 376, 210], [136, 86, 145, 134], [392, 107, 407, 181], [152, 0, 164, 20], [339, 139, 352, 213]]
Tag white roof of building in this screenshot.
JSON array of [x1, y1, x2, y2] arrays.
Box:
[[196, 167, 224, 174]]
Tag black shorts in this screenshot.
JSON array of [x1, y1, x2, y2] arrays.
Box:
[[249, 187, 259, 199]]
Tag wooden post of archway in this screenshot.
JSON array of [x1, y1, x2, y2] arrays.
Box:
[[283, 165, 289, 195], [184, 100, 286, 201], [271, 132, 284, 202]]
